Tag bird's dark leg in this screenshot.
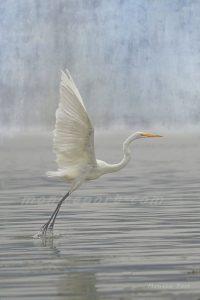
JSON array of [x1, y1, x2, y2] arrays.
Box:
[[48, 192, 70, 230], [41, 191, 70, 235]]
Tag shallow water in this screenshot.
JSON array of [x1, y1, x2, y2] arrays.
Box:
[[0, 132, 200, 300]]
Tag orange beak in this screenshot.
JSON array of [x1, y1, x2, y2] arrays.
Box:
[[141, 132, 163, 138]]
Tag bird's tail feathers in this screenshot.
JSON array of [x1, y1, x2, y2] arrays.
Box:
[[46, 170, 66, 178]]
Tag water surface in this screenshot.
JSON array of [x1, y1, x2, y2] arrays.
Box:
[[0, 132, 200, 299]]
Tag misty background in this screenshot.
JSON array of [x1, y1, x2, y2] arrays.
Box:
[[0, 0, 200, 132]]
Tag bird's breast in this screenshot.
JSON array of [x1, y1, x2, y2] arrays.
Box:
[[85, 168, 101, 180]]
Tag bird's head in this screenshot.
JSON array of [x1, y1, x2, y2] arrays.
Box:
[[134, 131, 163, 139]]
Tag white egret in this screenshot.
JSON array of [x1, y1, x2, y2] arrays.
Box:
[[39, 70, 162, 236]]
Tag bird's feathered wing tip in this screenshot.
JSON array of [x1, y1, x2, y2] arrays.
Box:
[[60, 69, 87, 111]]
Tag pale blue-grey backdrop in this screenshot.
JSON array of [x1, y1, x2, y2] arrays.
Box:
[[0, 0, 200, 131]]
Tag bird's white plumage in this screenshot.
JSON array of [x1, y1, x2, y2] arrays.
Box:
[[47, 70, 162, 184], [50, 70, 96, 180], [41, 70, 162, 236]]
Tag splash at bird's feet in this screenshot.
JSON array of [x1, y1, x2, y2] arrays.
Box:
[[33, 223, 54, 239]]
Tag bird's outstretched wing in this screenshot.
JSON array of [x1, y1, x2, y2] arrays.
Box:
[[53, 70, 96, 170]]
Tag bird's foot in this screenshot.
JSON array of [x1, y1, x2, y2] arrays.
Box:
[[41, 222, 54, 236], [33, 222, 54, 239]]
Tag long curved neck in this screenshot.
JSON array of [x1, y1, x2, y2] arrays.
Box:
[[107, 133, 138, 173]]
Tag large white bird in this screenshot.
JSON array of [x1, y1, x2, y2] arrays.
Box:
[[39, 70, 162, 236]]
